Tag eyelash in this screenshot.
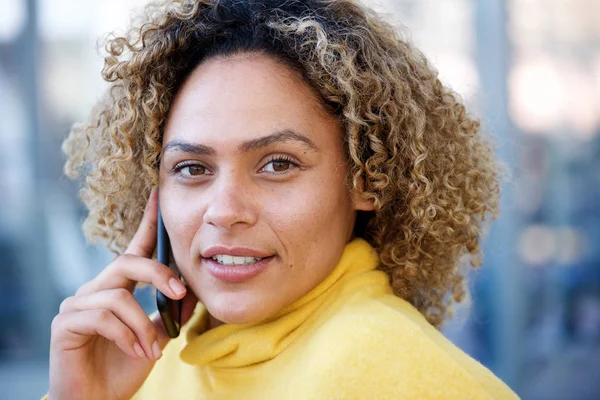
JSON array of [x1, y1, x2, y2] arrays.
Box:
[[261, 155, 300, 174], [171, 161, 211, 178], [171, 155, 300, 178]]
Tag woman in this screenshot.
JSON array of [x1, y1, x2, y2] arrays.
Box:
[[47, 0, 518, 398]]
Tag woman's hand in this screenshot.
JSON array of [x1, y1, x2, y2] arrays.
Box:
[[48, 190, 198, 400]]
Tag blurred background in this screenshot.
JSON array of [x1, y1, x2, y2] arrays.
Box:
[[1, 0, 599, 398]]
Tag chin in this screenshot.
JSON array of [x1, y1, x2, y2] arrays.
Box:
[[203, 290, 276, 325]]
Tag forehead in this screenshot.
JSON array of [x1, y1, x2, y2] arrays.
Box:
[[163, 53, 340, 146]]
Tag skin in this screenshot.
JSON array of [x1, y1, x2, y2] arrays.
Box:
[[48, 52, 373, 400], [49, 189, 198, 400], [160, 52, 374, 326]]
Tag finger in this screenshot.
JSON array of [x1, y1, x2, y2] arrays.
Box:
[[153, 288, 199, 349], [76, 255, 186, 299], [51, 310, 146, 361], [125, 188, 159, 258], [59, 289, 161, 360]]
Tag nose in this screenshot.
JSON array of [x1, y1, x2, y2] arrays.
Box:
[[202, 172, 258, 230]]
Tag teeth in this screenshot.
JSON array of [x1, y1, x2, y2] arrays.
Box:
[[211, 254, 263, 266], [233, 256, 248, 265]]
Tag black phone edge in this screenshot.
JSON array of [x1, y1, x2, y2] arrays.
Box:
[[156, 197, 181, 339]]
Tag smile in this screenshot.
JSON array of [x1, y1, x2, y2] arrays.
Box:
[[204, 256, 274, 283], [211, 255, 263, 266]]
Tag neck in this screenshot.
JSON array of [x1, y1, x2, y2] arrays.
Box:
[[208, 314, 224, 330]]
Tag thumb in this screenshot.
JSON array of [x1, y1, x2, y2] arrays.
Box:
[[125, 189, 159, 258], [153, 289, 199, 349]]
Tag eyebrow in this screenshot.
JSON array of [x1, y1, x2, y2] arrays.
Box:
[[162, 129, 319, 156]]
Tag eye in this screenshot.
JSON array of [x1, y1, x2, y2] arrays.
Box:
[[172, 162, 210, 177], [260, 156, 299, 174]]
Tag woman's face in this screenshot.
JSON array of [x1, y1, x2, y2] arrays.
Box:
[[159, 53, 373, 324]]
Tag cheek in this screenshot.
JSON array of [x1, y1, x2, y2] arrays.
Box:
[[266, 179, 337, 225], [262, 174, 352, 256]]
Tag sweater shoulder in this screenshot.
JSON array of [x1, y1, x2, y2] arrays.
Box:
[[302, 294, 519, 400]]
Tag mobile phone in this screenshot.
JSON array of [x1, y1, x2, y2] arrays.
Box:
[[156, 198, 182, 338]]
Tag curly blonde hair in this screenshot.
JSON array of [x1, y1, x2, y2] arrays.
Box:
[[63, 0, 501, 328]]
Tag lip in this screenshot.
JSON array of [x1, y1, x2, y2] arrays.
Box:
[[203, 256, 274, 283], [202, 245, 273, 259]]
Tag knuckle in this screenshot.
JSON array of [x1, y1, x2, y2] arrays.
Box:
[[75, 282, 91, 296], [109, 254, 138, 279], [116, 253, 139, 268], [50, 314, 65, 334], [58, 297, 73, 314], [120, 253, 137, 262], [141, 321, 157, 342], [154, 263, 173, 281], [110, 288, 132, 303], [113, 254, 132, 268], [114, 325, 134, 344], [95, 309, 112, 323]]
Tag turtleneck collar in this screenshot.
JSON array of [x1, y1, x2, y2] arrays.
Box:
[[179, 238, 389, 368]]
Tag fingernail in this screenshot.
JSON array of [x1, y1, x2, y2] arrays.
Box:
[[133, 341, 145, 359], [152, 341, 162, 360], [169, 278, 186, 296]]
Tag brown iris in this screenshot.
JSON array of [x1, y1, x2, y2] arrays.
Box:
[[187, 165, 206, 175], [271, 160, 290, 172]]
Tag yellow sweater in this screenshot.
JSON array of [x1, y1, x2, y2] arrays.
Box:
[[130, 238, 518, 399]]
